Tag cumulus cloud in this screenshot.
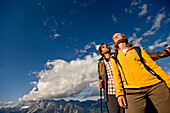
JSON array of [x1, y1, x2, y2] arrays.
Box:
[[84, 86, 100, 98], [0, 101, 15, 108], [143, 8, 166, 36], [148, 33, 170, 50], [19, 52, 100, 101], [138, 4, 147, 17]]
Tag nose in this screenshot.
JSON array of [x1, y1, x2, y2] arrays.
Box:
[[114, 36, 118, 39]]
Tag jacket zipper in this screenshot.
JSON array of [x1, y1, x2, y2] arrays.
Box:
[[124, 53, 139, 88]]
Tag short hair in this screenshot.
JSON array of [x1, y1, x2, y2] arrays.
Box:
[[98, 43, 111, 56]]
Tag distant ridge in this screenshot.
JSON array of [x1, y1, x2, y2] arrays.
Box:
[[0, 99, 108, 113]]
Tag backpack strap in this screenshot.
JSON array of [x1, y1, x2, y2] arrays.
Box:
[[112, 51, 127, 90], [134, 46, 163, 81], [112, 51, 123, 71], [113, 51, 124, 73]]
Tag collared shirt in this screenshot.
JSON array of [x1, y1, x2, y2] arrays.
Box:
[[104, 58, 116, 95]]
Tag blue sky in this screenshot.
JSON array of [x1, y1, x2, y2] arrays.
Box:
[[0, 0, 170, 107]]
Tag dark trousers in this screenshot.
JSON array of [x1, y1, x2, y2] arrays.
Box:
[[105, 95, 124, 113], [125, 82, 170, 113]]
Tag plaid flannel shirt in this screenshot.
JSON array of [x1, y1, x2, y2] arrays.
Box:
[[104, 58, 116, 95]]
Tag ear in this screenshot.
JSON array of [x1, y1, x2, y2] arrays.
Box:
[[123, 36, 127, 40]]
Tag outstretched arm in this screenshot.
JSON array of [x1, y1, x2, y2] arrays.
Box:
[[148, 45, 170, 60]]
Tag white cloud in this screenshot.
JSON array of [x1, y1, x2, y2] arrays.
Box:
[[148, 33, 170, 50], [36, 0, 46, 10], [134, 28, 141, 32], [125, 8, 132, 14], [129, 33, 143, 46], [54, 33, 61, 37], [84, 41, 96, 50], [131, 0, 141, 6], [84, 86, 99, 98], [95, 45, 100, 51], [138, 4, 147, 17], [164, 63, 170, 75], [19, 53, 100, 101], [54, 33, 60, 37], [30, 81, 37, 85], [167, 70, 170, 75], [73, 0, 96, 8], [146, 16, 151, 23], [111, 14, 118, 22], [167, 63, 170, 74], [164, 18, 170, 24], [125, 0, 142, 14], [76, 41, 96, 56], [143, 9, 166, 36], [0, 101, 15, 108], [52, 16, 58, 27], [133, 37, 143, 46]]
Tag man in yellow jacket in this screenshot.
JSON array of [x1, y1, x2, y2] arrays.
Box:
[[111, 32, 170, 113]]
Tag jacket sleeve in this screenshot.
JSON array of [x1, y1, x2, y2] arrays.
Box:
[[98, 62, 104, 88], [141, 47, 170, 88], [147, 49, 170, 61], [98, 62, 103, 80], [111, 56, 124, 97]]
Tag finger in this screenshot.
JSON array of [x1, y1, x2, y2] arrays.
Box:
[[118, 100, 124, 107], [122, 97, 127, 107]]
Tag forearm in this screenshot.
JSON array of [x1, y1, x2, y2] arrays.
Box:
[[147, 49, 170, 61]]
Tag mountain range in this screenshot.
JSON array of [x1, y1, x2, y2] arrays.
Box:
[[0, 99, 107, 113]]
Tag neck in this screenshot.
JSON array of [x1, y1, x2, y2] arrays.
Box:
[[104, 53, 110, 59], [118, 43, 128, 50]]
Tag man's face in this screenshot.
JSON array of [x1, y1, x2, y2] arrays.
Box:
[[113, 33, 124, 44], [101, 44, 110, 54]]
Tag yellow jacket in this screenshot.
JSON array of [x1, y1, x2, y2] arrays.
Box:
[[111, 47, 170, 97]]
